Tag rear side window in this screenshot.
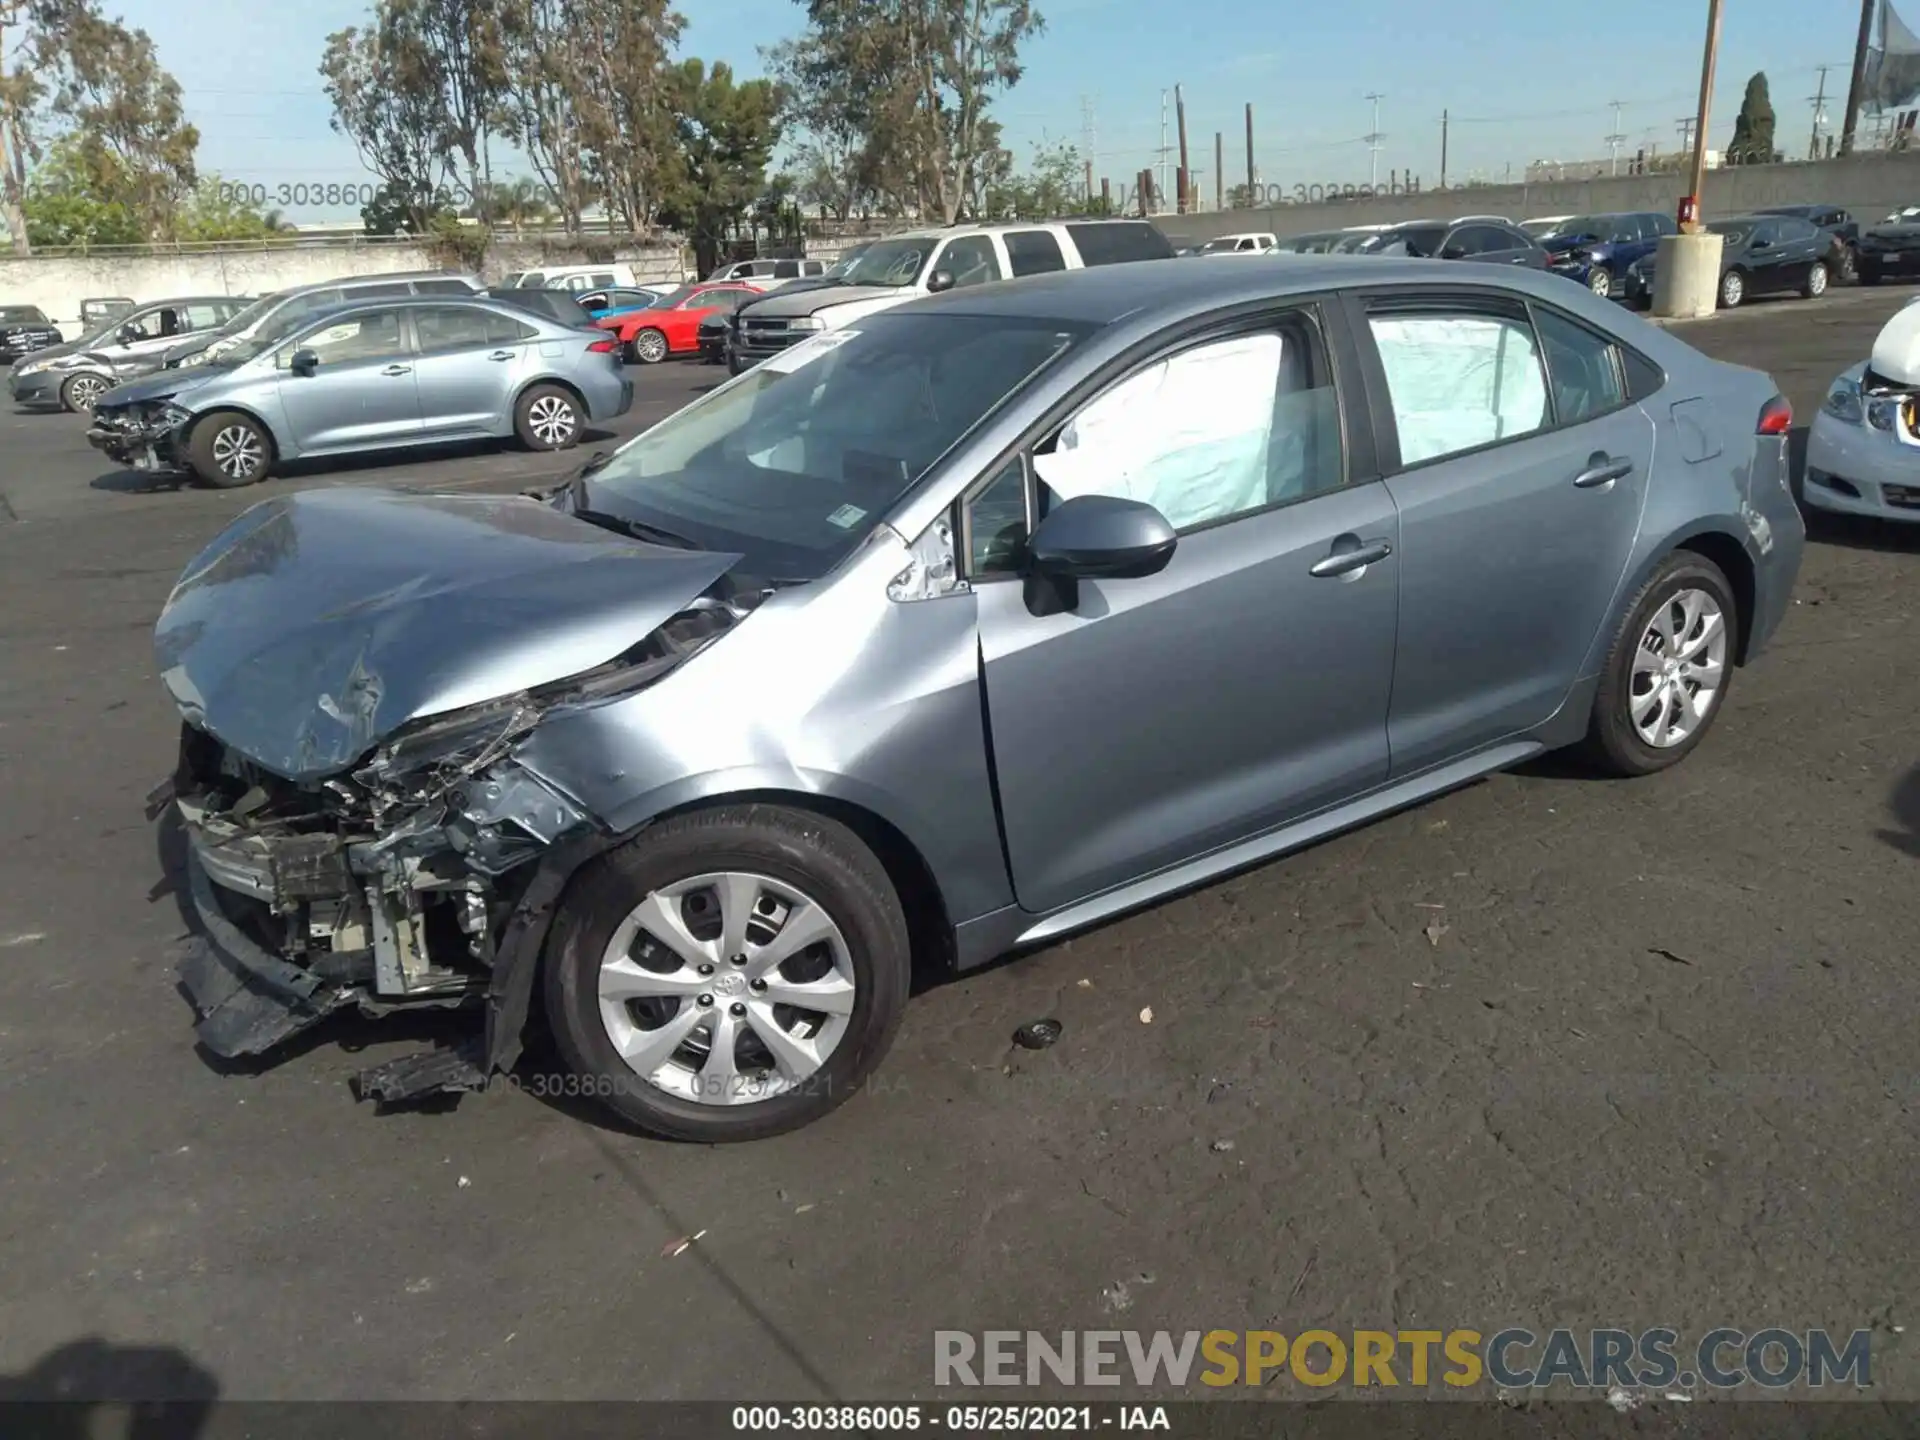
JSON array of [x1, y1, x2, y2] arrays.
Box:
[[411, 305, 497, 355], [773, 259, 801, 278], [1531, 307, 1627, 424], [348, 282, 412, 298], [1366, 307, 1548, 465], [1066, 221, 1176, 265], [488, 312, 538, 343], [1005, 229, 1068, 276], [414, 278, 476, 295]]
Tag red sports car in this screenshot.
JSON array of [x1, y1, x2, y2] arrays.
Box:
[[600, 281, 763, 364]]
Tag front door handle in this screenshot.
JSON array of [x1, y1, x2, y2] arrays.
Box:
[[1573, 452, 1633, 488], [382, 364, 412, 376], [1310, 538, 1393, 578], [488, 350, 515, 361]]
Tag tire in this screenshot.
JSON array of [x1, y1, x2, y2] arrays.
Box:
[[1587, 266, 1613, 298], [513, 383, 582, 451], [1581, 552, 1739, 778], [1836, 242, 1858, 283], [59, 371, 109, 413], [542, 804, 912, 1142], [1802, 260, 1829, 299], [186, 410, 273, 488], [1718, 268, 1746, 309], [630, 327, 669, 364], [728, 348, 745, 377]]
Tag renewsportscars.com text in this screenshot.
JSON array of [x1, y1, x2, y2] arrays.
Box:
[[934, 1327, 1872, 1390]]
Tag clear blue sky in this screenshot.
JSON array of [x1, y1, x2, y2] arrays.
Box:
[[113, 0, 1855, 218]]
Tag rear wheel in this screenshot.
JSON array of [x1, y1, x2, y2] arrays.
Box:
[[542, 805, 912, 1142], [1582, 552, 1738, 777], [186, 410, 273, 488], [59, 371, 109, 413], [1718, 268, 1746, 308], [514, 384, 582, 450], [630, 327, 668, 364], [1587, 266, 1613, 297], [1802, 260, 1829, 298], [1835, 242, 1858, 282]]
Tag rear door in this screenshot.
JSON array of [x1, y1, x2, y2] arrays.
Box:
[[410, 304, 537, 435], [1742, 219, 1790, 291], [1349, 289, 1654, 773]]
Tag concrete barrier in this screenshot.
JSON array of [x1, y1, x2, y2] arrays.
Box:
[[1652, 233, 1724, 318], [0, 240, 691, 338], [1152, 151, 1920, 246]]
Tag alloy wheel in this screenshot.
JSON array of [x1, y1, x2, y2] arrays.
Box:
[[526, 394, 576, 447], [596, 871, 858, 1106], [1721, 271, 1744, 307], [65, 375, 106, 411], [1809, 263, 1828, 296], [1588, 268, 1612, 296], [635, 330, 667, 363], [1628, 587, 1728, 749], [210, 424, 264, 481]]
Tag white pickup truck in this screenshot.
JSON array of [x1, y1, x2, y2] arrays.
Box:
[[728, 219, 1175, 373]]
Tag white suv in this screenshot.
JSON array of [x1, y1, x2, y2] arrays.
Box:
[[729, 219, 1175, 372]]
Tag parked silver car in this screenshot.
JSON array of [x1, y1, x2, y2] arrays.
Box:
[[159, 271, 482, 370], [152, 258, 1803, 1140], [89, 295, 631, 486], [9, 296, 253, 412]]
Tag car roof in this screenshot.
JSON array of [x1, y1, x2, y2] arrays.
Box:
[[275, 272, 476, 297], [868, 218, 1161, 243], [896, 253, 1602, 327]]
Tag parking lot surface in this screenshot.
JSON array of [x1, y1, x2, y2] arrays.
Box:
[[1, 292, 1917, 1403]]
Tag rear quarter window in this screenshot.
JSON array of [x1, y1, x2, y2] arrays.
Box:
[[1066, 221, 1177, 265]]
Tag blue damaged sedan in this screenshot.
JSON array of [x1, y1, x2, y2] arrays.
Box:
[[87, 295, 631, 487], [151, 257, 1803, 1140]]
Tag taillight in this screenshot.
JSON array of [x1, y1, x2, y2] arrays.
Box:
[[587, 338, 617, 353], [1757, 396, 1792, 434]]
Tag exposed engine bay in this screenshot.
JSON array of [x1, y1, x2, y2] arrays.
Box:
[[163, 596, 742, 1101]]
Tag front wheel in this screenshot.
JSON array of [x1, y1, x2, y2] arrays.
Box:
[[1802, 260, 1829, 298], [514, 383, 581, 451], [542, 804, 912, 1142], [59, 371, 109, 413], [1718, 268, 1746, 309], [1581, 552, 1738, 777], [186, 410, 273, 488]]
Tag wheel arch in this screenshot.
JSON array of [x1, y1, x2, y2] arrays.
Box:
[[1669, 529, 1757, 663], [515, 373, 588, 419]]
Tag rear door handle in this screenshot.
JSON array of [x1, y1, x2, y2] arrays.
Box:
[[382, 364, 412, 376], [1573, 453, 1633, 488], [488, 350, 514, 361], [1310, 539, 1393, 578]]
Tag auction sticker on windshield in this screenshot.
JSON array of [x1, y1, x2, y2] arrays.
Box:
[[827, 503, 867, 529], [765, 329, 859, 372]]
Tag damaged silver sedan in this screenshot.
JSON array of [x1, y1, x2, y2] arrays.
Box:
[[155, 260, 1804, 1140]]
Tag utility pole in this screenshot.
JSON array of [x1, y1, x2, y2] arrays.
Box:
[[1677, 115, 1698, 152], [1683, 0, 1725, 230], [1080, 95, 1096, 204], [1842, 0, 1877, 154], [1810, 65, 1833, 158], [1158, 91, 1170, 212], [1440, 109, 1449, 189], [1245, 103, 1256, 204], [1175, 83, 1191, 214], [1214, 131, 1223, 209], [1365, 92, 1385, 189], [1606, 100, 1626, 174]]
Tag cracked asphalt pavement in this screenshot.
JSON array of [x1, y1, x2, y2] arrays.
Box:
[[0, 290, 1916, 1404]]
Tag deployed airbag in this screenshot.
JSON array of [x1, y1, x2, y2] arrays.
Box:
[[1371, 316, 1547, 463]]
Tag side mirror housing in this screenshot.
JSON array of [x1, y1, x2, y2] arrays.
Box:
[[1020, 494, 1176, 613], [926, 269, 956, 293], [289, 348, 319, 376]]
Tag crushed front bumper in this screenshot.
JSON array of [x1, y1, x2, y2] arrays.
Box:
[[1804, 406, 1920, 522], [88, 408, 188, 472]]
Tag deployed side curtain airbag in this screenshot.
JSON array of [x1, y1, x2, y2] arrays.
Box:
[[1370, 316, 1548, 464]]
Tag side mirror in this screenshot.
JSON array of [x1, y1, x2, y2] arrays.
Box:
[[926, 269, 956, 293], [289, 348, 319, 376], [1021, 494, 1176, 615]]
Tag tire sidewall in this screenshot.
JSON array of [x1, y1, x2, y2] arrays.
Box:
[[61, 372, 107, 413], [515, 385, 581, 451], [543, 809, 910, 1141], [634, 329, 667, 364], [187, 410, 271, 488], [1806, 261, 1828, 297], [1593, 554, 1737, 774], [1720, 269, 1744, 308], [1589, 266, 1612, 296]]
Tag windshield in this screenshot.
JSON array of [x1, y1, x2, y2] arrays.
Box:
[[207, 292, 281, 339], [1362, 225, 1446, 256], [0, 305, 48, 325], [824, 248, 869, 278], [579, 312, 1091, 580], [1708, 221, 1755, 245], [1520, 218, 1567, 237], [217, 308, 319, 365], [1198, 237, 1245, 254], [1546, 216, 1604, 241], [835, 237, 936, 288]]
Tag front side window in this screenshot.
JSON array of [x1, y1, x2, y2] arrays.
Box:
[[1367, 308, 1548, 465], [282, 310, 406, 368], [995, 313, 1343, 545], [119, 307, 169, 340], [581, 312, 1088, 581], [1533, 308, 1626, 424], [935, 236, 1003, 289]]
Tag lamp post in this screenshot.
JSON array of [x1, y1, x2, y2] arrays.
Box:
[[1680, 0, 1725, 232]]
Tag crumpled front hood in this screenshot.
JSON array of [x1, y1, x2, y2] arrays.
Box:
[[99, 367, 217, 409], [154, 488, 742, 782]]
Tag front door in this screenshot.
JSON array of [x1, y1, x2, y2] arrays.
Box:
[[1353, 292, 1655, 775], [969, 308, 1401, 915], [274, 308, 421, 453], [408, 304, 531, 435]]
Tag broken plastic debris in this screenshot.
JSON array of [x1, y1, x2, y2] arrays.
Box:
[[1076, 978, 1092, 989], [1014, 1018, 1063, 1050], [660, 1229, 708, 1258], [795, 1203, 816, 1214], [1139, 1006, 1154, 1024], [1423, 922, 1449, 946], [1211, 1139, 1235, 1153], [457, 1176, 471, 1188]]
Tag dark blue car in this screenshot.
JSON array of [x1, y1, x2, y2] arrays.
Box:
[[1537, 211, 1677, 300]]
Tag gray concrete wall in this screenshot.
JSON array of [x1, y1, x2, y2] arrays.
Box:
[[1152, 152, 1920, 245], [0, 239, 691, 338]]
